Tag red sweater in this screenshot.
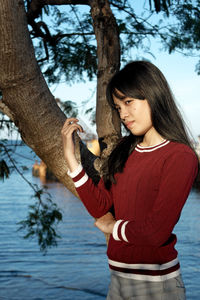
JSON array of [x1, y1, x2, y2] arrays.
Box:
[[68, 140, 198, 281]]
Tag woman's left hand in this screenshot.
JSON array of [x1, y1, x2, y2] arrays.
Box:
[[94, 212, 116, 234]]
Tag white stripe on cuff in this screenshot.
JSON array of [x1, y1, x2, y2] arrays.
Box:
[[74, 173, 89, 187], [121, 221, 129, 242], [67, 164, 83, 178], [113, 220, 123, 241]]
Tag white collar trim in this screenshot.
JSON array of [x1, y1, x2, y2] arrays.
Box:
[[135, 140, 170, 152]]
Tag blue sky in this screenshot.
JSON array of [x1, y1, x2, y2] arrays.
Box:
[[51, 49, 200, 140], [49, 1, 200, 140], [3, 2, 199, 141], [147, 49, 200, 139]]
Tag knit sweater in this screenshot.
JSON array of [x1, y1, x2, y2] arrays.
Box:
[[68, 140, 198, 282]]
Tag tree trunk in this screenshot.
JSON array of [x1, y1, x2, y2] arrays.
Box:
[[89, 0, 121, 174], [0, 0, 80, 195], [89, 0, 120, 137], [0, 0, 121, 195]]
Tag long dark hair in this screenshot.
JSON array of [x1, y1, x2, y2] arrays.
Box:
[[103, 60, 197, 189]]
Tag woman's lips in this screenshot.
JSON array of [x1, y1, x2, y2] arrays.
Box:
[[125, 121, 135, 129]]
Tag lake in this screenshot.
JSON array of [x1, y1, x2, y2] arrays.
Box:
[[0, 143, 200, 299]]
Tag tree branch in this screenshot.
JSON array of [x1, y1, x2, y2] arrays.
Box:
[[54, 32, 94, 40], [45, 0, 89, 4], [27, 0, 93, 55], [26, 0, 90, 37], [27, 0, 89, 21], [0, 99, 15, 121], [37, 39, 49, 63]]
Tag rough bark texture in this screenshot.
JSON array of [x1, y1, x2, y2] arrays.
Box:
[[89, 0, 121, 174], [0, 0, 121, 197], [0, 0, 79, 196], [90, 0, 120, 138]]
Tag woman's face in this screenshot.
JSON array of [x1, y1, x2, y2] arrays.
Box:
[[113, 91, 154, 137]]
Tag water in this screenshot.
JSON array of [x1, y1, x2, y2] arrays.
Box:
[[0, 143, 200, 299]]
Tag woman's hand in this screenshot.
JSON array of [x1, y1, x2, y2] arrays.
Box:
[[61, 118, 83, 172], [94, 212, 116, 234]]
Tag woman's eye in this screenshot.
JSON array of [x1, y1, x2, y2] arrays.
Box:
[[125, 100, 132, 105]]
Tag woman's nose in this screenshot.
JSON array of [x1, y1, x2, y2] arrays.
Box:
[[120, 107, 129, 120]]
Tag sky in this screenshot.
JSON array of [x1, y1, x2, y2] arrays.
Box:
[[2, 2, 200, 141], [50, 49, 200, 140], [47, 0, 200, 141]]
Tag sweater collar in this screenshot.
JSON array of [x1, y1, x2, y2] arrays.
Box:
[[135, 140, 170, 152]]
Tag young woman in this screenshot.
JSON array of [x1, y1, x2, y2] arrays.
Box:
[[61, 61, 198, 299]]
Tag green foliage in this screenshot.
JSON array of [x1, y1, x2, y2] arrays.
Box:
[[29, 4, 97, 84], [85, 107, 96, 125], [177, 2, 200, 47], [42, 42, 97, 84], [24, 1, 164, 85], [61, 100, 78, 117], [0, 141, 63, 254], [149, 0, 172, 15], [17, 186, 63, 254], [0, 142, 11, 181], [154, 1, 200, 55], [24, 0, 200, 83], [24, 0, 200, 85]]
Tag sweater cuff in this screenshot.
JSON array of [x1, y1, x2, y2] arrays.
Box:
[[67, 164, 89, 188], [113, 220, 129, 243], [67, 164, 83, 178]]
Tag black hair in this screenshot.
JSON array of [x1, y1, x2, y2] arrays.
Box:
[[103, 60, 198, 189]]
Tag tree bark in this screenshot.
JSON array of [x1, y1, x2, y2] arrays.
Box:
[[0, 0, 79, 195], [89, 0, 121, 137], [89, 0, 121, 173], [0, 0, 121, 195]]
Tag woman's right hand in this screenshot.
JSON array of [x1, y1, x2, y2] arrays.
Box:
[[61, 118, 83, 172]]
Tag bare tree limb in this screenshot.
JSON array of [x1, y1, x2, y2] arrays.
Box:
[[54, 32, 94, 39], [37, 39, 49, 63]]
